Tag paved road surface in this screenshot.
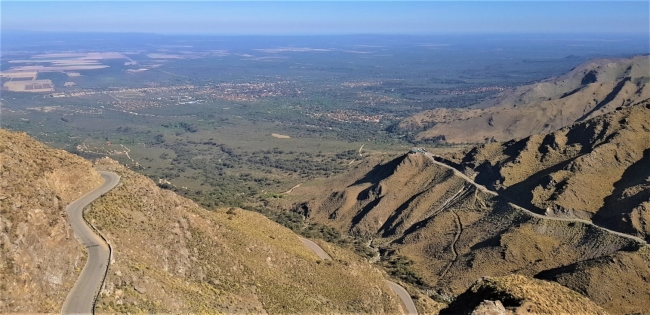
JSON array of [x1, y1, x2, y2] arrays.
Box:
[[299, 237, 332, 260], [386, 280, 418, 315], [298, 237, 418, 314], [422, 152, 648, 246], [61, 171, 120, 315]]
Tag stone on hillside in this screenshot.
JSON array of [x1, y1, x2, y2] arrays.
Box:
[[471, 300, 508, 315]]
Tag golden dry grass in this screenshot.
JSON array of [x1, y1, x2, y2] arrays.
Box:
[[0, 129, 103, 313], [448, 103, 650, 236], [294, 111, 649, 313], [89, 158, 401, 314], [405, 55, 649, 144]]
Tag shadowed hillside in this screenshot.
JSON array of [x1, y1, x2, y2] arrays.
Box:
[[294, 103, 650, 314], [397, 55, 650, 144], [439, 275, 607, 315], [536, 246, 650, 315], [444, 102, 650, 241]]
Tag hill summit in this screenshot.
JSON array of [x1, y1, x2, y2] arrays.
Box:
[[398, 55, 649, 143], [293, 102, 650, 314]]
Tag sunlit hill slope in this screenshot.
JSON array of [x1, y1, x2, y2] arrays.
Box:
[[294, 102, 650, 314], [398, 55, 650, 144], [0, 129, 402, 314]]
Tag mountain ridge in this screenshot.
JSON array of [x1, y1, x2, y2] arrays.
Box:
[[442, 101, 650, 241], [396, 55, 650, 144], [293, 102, 650, 314]]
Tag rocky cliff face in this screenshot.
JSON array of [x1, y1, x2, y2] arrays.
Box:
[[0, 129, 103, 313]]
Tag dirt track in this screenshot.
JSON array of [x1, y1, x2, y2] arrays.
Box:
[[423, 152, 648, 246]]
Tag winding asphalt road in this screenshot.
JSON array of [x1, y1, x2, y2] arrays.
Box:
[[422, 152, 648, 246], [298, 237, 418, 315], [386, 280, 418, 315], [298, 237, 332, 260], [61, 171, 120, 315]]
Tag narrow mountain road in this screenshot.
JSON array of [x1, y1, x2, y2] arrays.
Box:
[[62, 171, 120, 315], [386, 280, 418, 315], [298, 237, 332, 260], [298, 237, 418, 315], [421, 152, 648, 246]]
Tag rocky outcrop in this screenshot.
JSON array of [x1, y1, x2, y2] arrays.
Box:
[[442, 275, 607, 315], [0, 129, 103, 313]]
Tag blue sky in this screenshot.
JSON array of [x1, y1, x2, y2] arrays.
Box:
[[2, 1, 648, 35]]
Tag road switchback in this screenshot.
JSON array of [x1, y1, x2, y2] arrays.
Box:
[[62, 171, 120, 315]]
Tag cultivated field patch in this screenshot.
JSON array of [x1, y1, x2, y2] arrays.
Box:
[[0, 71, 38, 80], [2, 79, 54, 92]]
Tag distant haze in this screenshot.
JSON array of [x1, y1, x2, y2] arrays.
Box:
[[1, 1, 648, 35]]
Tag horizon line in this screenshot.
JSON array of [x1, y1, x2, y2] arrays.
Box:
[[2, 30, 649, 36]]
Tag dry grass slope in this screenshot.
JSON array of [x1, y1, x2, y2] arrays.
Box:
[[89, 158, 401, 314], [296, 110, 650, 313], [537, 246, 650, 315], [401, 55, 650, 144], [0, 129, 402, 314], [0, 129, 103, 313], [444, 103, 650, 241]]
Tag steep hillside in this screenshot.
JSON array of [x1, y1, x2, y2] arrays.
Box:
[[0, 130, 103, 313], [397, 55, 650, 143], [536, 246, 650, 315], [298, 153, 641, 293], [88, 158, 402, 314], [0, 129, 402, 314], [294, 106, 650, 314], [443, 103, 650, 241], [440, 275, 607, 315]]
